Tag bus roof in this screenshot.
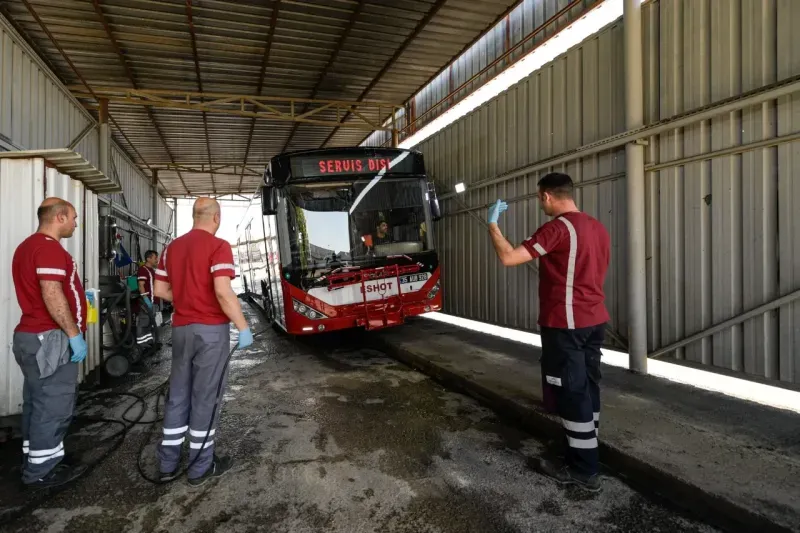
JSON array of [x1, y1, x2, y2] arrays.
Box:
[[266, 147, 427, 186]]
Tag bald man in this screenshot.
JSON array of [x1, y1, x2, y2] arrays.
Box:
[[11, 197, 88, 488], [154, 197, 253, 486]]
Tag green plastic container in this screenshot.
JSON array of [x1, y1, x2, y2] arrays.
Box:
[[126, 275, 139, 292]]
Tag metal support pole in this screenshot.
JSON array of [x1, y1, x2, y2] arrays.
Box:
[[98, 98, 110, 178], [391, 108, 399, 147], [624, 0, 647, 375], [172, 198, 178, 238], [151, 170, 159, 250]]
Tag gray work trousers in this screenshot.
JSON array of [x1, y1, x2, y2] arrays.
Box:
[[12, 331, 78, 484], [136, 308, 155, 350], [157, 323, 230, 479]]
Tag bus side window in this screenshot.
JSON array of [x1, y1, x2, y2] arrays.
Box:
[[275, 191, 292, 269]]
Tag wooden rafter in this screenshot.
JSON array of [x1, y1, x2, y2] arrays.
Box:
[[185, 0, 216, 194], [282, 0, 366, 152], [90, 0, 191, 195], [68, 88, 403, 133], [238, 0, 280, 193], [154, 163, 263, 177], [319, 0, 449, 148]]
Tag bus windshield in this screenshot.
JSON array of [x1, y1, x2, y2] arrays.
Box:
[[284, 176, 433, 275]]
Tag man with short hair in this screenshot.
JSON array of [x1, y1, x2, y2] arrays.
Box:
[[154, 197, 253, 486], [11, 197, 88, 488], [487, 172, 610, 492], [373, 220, 392, 245], [136, 249, 159, 351]]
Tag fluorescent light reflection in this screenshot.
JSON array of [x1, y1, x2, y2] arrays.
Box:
[[398, 0, 641, 150], [421, 312, 800, 415]]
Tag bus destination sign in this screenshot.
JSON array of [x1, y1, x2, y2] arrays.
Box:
[[292, 152, 419, 179], [318, 157, 391, 174]]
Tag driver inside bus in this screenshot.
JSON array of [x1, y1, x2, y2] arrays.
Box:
[[361, 219, 393, 251], [372, 220, 393, 246]]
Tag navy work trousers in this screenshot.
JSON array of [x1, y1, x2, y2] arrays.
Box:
[[136, 307, 156, 351], [13, 331, 78, 484], [540, 324, 604, 476], [157, 323, 230, 479]]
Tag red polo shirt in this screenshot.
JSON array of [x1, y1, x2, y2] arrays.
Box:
[[12, 233, 87, 335], [521, 211, 610, 330], [156, 229, 236, 327], [137, 264, 158, 303]]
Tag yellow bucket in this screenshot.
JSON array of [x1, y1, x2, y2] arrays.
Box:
[[86, 289, 99, 325]]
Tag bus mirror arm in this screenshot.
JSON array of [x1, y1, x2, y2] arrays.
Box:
[[426, 179, 442, 221], [262, 185, 278, 216], [429, 196, 442, 221]]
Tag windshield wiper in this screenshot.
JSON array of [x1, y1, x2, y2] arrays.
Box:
[[347, 151, 411, 215]]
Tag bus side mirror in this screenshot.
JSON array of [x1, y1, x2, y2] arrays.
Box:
[[429, 197, 441, 221], [261, 186, 278, 216], [427, 179, 442, 221]]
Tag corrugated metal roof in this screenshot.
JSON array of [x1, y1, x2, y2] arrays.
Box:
[[0, 148, 122, 192], [1, 0, 518, 196]]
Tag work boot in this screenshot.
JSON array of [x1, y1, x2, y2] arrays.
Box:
[[24, 463, 86, 490], [535, 458, 601, 492], [187, 455, 233, 487], [159, 467, 180, 483]]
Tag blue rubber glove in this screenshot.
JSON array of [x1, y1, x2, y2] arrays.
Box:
[[142, 296, 153, 309], [237, 328, 253, 350], [69, 333, 87, 363], [488, 199, 508, 224]]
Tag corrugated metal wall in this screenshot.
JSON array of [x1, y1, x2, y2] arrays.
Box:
[[0, 13, 172, 245], [362, 0, 594, 148], [0, 159, 102, 416], [46, 167, 101, 385], [106, 146, 173, 254], [412, 0, 800, 384], [0, 158, 43, 417]]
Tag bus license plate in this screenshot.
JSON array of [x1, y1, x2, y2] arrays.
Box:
[[399, 273, 429, 284]]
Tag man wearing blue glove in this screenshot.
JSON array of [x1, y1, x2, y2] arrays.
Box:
[[154, 197, 253, 486], [11, 197, 89, 488], [487, 173, 611, 492], [135, 249, 160, 352]]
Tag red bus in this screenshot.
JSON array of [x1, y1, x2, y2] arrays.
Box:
[[235, 147, 443, 335]]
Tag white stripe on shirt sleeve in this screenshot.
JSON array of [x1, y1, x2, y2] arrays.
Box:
[[210, 263, 235, 273], [533, 243, 547, 256], [36, 268, 67, 276]]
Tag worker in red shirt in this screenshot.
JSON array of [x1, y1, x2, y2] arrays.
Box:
[[154, 197, 253, 486], [487, 172, 610, 492], [11, 197, 89, 488], [136, 249, 159, 351]]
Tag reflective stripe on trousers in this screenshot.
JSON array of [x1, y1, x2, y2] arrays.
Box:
[[136, 309, 155, 347], [12, 331, 78, 484], [540, 324, 604, 476], [157, 323, 230, 479]]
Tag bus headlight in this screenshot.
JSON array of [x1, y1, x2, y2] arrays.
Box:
[[427, 281, 440, 300], [293, 299, 327, 320]]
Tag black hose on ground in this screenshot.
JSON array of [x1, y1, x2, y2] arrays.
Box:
[[0, 319, 267, 525], [0, 385, 152, 525]]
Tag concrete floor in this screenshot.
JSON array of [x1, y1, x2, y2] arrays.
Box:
[[0, 307, 718, 533]]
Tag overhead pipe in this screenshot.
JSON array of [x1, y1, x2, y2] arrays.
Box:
[[441, 129, 800, 219], [98, 196, 171, 239], [438, 74, 800, 201], [449, 192, 630, 351], [649, 289, 800, 360]]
